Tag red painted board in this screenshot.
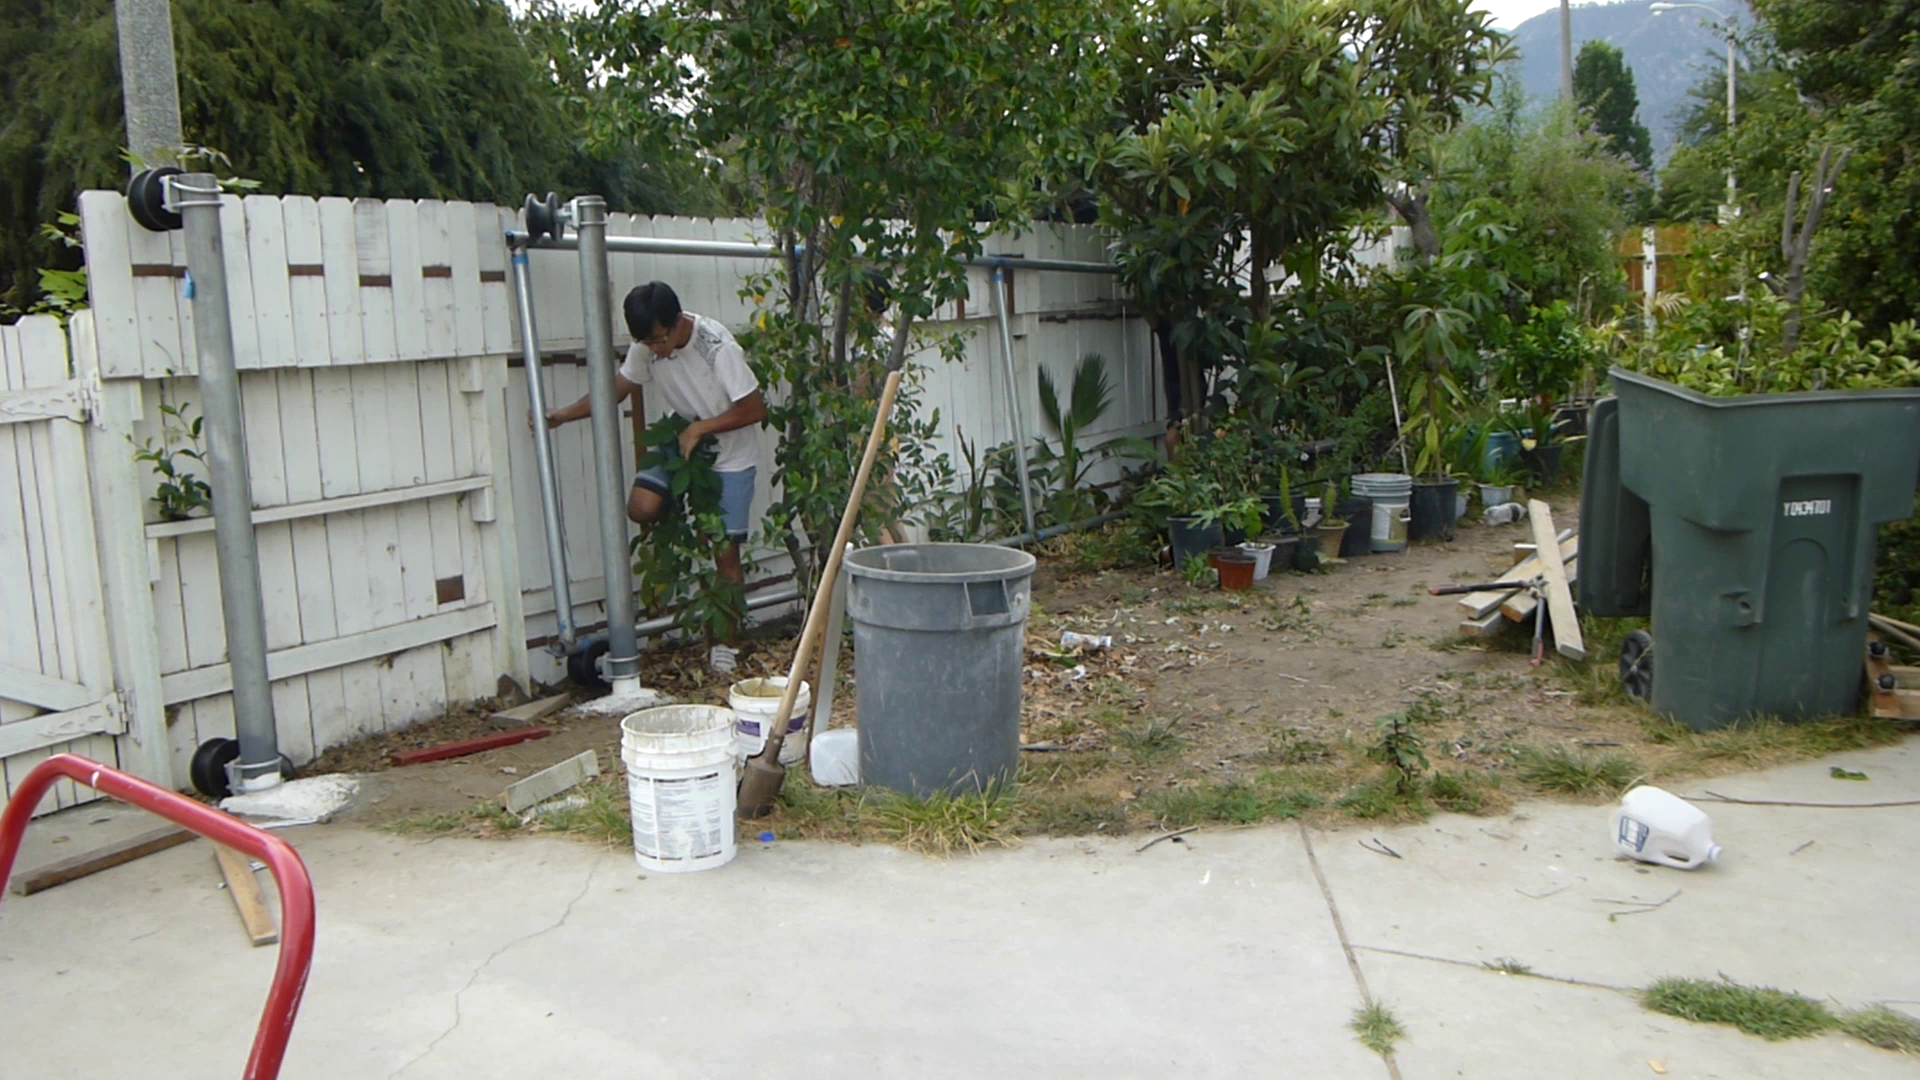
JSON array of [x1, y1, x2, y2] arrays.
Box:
[[389, 728, 551, 766]]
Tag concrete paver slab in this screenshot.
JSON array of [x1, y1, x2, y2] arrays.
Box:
[[1362, 951, 1914, 1080], [1312, 742, 1920, 1005], [0, 825, 1383, 1079]]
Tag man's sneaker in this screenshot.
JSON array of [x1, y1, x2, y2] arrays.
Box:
[[708, 644, 739, 676]]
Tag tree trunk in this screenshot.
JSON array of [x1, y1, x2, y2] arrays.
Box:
[[1779, 146, 1850, 353], [1248, 227, 1273, 324], [1387, 190, 1440, 264]]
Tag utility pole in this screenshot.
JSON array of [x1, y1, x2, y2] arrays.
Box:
[[1560, 0, 1575, 101], [114, 0, 184, 172]]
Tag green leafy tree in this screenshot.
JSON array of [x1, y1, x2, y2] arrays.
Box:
[[1748, 0, 1920, 338], [1093, 0, 1509, 422], [1572, 41, 1654, 173], [575, 0, 1108, 577], [1431, 86, 1639, 317], [0, 0, 713, 311]]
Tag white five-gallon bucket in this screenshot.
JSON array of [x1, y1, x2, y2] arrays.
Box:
[[1350, 473, 1413, 554], [620, 705, 738, 873], [729, 677, 812, 767]]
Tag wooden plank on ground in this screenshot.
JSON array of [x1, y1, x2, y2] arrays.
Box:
[[502, 749, 599, 814], [1458, 609, 1511, 638], [390, 726, 549, 766], [1529, 500, 1585, 661], [1501, 552, 1581, 624], [9, 826, 193, 896], [213, 843, 278, 946], [1456, 532, 1577, 619]]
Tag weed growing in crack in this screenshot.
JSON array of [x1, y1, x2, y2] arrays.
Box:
[[1350, 1001, 1406, 1057], [1642, 978, 1836, 1041]]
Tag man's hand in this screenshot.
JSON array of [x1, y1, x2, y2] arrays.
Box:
[[677, 420, 706, 459], [530, 408, 565, 435]]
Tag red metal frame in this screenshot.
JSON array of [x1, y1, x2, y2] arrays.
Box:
[[0, 754, 316, 1080]]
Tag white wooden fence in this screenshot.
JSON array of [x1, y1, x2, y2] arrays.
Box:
[[0, 192, 1155, 811]]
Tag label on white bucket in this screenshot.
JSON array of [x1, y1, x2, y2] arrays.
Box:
[[628, 768, 732, 864]]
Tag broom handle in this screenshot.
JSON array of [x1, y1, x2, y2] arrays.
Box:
[[757, 369, 904, 762]]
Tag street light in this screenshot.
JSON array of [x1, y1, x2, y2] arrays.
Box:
[[1651, 1, 1737, 220]]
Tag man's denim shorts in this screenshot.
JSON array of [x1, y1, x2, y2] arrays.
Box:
[[633, 452, 756, 542]]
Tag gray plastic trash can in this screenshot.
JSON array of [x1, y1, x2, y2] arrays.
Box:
[[844, 543, 1036, 798]]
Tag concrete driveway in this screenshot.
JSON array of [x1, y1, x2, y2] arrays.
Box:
[[2, 742, 1915, 1078]]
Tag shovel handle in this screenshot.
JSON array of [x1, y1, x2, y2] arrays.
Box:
[[756, 368, 905, 764]]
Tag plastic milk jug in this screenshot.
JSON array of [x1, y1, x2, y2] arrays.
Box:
[[1611, 785, 1721, 870]]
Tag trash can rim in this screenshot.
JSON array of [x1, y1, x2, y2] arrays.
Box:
[[1610, 366, 1920, 408], [843, 542, 1038, 585]]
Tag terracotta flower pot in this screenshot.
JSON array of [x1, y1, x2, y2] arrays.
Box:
[[1211, 549, 1257, 591]]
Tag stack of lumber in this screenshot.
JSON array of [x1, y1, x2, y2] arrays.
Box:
[[1456, 501, 1587, 661], [1456, 532, 1577, 638]]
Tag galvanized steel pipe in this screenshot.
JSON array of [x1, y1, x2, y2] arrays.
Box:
[[510, 248, 577, 650], [573, 197, 642, 689], [176, 174, 281, 792]]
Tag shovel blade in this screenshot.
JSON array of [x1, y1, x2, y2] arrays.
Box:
[[737, 755, 786, 820]]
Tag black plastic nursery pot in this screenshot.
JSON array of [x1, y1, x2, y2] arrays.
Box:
[[1409, 480, 1458, 542], [1293, 530, 1322, 571], [1168, 516, 1224, 572], [1336, 497, 1374, 557], [1269, 533, 1301, 572]]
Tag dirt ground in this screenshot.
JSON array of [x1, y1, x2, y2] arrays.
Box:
[[315, 493, 1913, 839]]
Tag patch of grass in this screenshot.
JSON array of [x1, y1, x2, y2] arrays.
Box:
[[1642, 978, 1837, 1041], [1349, 1001, 1406, 1057], [1483, 957, 1534, 976], [536, 777, 632, 848], [1404, 689, 1464, 727], [869, 788, 1018, 857], [384, 802, 523, 838], [1379, 627, 1408, 649], [1014, 789, 1132, 836], [1111, 716, 1184, 762], [1337, 774, 1429, 821], [1513, 744, 1642, 797], [1141, 772, 1324, 827], [1643, 714, 1909, 774], [1266, 728, 1335, 765], [1364, 591, 1390, 603], [1569, 615, 1644, 705], [1260, 595, 1318, 634], [1428, 634, 1480, 653], [1389, 595, 1419, 608], [1839, 1005, 1920, 1053], [1427, 770, 1504, 815]]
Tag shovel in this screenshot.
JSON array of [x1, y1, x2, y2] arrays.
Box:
[[738, 367, 904, 819]]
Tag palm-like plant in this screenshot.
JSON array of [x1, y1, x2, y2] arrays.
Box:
[[1037, 352, 1117, 522]]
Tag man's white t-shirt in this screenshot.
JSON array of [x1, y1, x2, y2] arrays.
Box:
[[619, 313, 761, 473]]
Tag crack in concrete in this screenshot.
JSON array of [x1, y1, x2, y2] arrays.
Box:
[[1349, 943, 1636, 994], [388, 859, 601, 1078], [1300, 822, 1404, 1080]]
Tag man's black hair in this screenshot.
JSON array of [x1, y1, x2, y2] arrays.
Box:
[[624, 281, 683, 340], [864, 270, 890, 315]]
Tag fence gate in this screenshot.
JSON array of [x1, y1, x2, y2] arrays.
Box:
[[0, 316, 122, 816]]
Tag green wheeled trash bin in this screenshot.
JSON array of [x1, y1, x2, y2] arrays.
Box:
[[1596, 368, 1920, 730]]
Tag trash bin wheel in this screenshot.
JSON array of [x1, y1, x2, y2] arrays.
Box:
[[189, 738, 297, 798], [567, 638, 610, 693], [1619, 630, 1654, 703]]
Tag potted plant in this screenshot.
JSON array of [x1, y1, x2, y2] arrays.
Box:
[[1136, 468, 1226, 572], [1398, 299, 1471, 543], [1477, 459, 1526, 511], [1311, 480, 1350, 567], [1210, 546, 1258, 591]]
